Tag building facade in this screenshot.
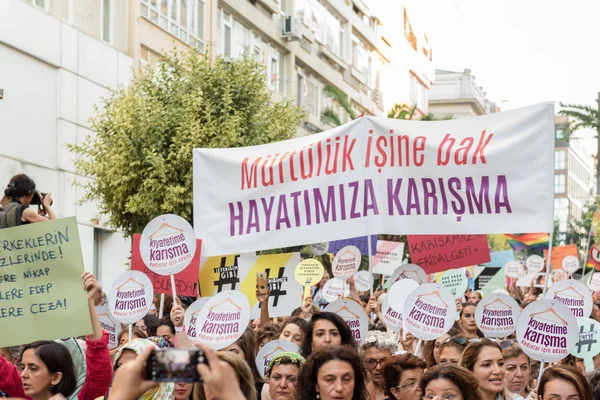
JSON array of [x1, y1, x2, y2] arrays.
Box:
[[554, 116, 595, 244], [428, 69, 497, 118], [0, 0, 433, 288]]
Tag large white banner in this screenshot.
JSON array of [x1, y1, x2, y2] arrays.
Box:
[[194, 103, 554, 256]]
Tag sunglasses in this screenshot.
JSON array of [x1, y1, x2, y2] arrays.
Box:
[[499, 339, 518, 350], [443, 336, 481, 346]]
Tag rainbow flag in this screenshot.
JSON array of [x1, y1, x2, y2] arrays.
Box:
[[505, 233, 550, 251]]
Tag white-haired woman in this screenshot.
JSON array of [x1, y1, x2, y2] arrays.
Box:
[[361, 330, 397, 400]]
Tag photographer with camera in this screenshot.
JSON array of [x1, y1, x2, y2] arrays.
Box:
[[1, 173, 56, 226]]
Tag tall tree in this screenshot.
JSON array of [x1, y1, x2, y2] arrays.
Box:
[[320, 84, 357, 127], [70, 49, 304, 236], [559, 96, 600, 194]]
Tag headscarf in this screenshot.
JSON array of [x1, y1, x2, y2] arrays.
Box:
[[112, 337, 174, 400], [265, 352, 306, 379]]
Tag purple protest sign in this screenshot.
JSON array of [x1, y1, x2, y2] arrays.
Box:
[[329, 235, 378, 256]]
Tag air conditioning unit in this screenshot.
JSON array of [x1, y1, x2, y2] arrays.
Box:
[[281, 15, 301, 41]]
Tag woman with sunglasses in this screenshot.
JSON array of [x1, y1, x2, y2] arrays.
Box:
[[438, 335, 470, 364], [460, 339, 512, 400], [361, 331, 396, 400], [429, 327, 461, 366], [381, 353, 426, 400], [501, 343, 532, 399]]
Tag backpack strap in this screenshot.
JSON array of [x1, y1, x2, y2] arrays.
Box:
[[3, 202, 23, 227]]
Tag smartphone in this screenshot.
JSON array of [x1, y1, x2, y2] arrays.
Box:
[[145, 348, 207, 382], [257, 272, 269, 295], [376, 284, 383, 292]]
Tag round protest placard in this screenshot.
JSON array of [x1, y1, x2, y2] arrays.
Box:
[[332, 245, 361, 279], [475, 293, 520, 338], [571, 317, 600, 372], [96, 304, 121, 349], [194, 290, 250, 350], [438, 269, 468, 299], [590, 273, 600, 292], [390, 264, 428, 286], [255, 339, 301, 378], [183, 297, 210, 346], [562, 255, 580, 275], [353, 270, 373, 292], [516, 299, 578, 362], [322, 278, 345, 303], [544, 279, 592, 319], [325, 299, 368, 343], [310, 242, 329, 256], [109, 270, 154, 324], [402, 283, 456, 340], [504, 260, 523, 278], [294, 259, 324, 290], [140, 214, 196, 276], [525, 255, 544, 274], [381, 295, 402, 332]]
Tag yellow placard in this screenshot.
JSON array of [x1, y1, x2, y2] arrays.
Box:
[[294, 259, 324, 289]]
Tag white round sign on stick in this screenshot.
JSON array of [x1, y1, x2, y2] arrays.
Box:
[[562, 256, 580, 275], [325, 299, 369, 343], [475, 293, 521, 338], [140, 214, 196, 275], [332, 245, 361, 279], [590, 273, 600, 292], [438, 269, 468, 299], [390, 264, 428, 285], [310, 242, 329, 256], [516, 299, 578, 362], [353, 271, 373, 292], [183, 297, 210, 346], [381, 295, 402, 332], [571, 318, 600, 372], [109, 270, 154, 324], [544, 279, 592, 319], [322, 278, 345, 303], [385, 279, 420, 332], [96, 304, 122, 349], [402, 283, 456, 340], [194, 290, 250, 350], [255, 340, 301, 378], [526, 255, 544, 274], [504, 260, 524, 278]]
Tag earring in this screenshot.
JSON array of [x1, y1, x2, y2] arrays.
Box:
[[316, 394, 320, 399]]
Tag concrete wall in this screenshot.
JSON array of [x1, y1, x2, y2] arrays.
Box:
[[0, 0, 133, 290]]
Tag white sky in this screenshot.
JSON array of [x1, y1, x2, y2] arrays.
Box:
[[404, 0, 600, 152]]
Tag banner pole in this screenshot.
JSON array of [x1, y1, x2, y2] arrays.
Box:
[[542, 232, 554, 296], [581, 229, 593, 282], [128, 323, 132, 342], [158, 293, 165, 319], [170, 274, 178, 301], [368, 235, 374, 297]]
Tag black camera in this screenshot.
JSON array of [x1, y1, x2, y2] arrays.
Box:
[[30, 190, 53, 206]]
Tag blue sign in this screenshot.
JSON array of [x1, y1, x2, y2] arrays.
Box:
[[328, 235, 378, 256], [483, 250, 515, 268]]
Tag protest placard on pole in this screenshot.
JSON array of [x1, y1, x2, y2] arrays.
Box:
[[96, 304, 121, 349], [571, 318, 600, 373], [438, 269, 468, 298], [389, 264, 428, 286], [183, 297, 210, 346], [407, 235, 491, 274], [371, 240, 405, 275], [544, 279, 592, 319], [0, 217, 92, 347], [475, 293, 520, 338], [402, 283, 456, 340], [294, 259, 324, 299], [108, 270, 154, 325], [332, 246, 361, 279], [325, 299, 369, 343], [322, 278, 345, 302], [255, 340, 301, 378], [193, 104, 555, 256]]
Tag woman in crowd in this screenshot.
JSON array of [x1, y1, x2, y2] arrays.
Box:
[[468, 291, 483, 305], [297, 345, 369, 400], [537, 365, 593, 400], [222, 327, 265, 399], [460, 339, 510, 400], [429, 326, 461, 366], [265, 352, 306, 400], [278, 317, 308, 348], [256, 324, 280, 350], [312, 270, 331, 310], [118, 327, 147, 346], [361, 330, 396, 400], [174, 383, 194, 400], [438, 335, 469, 364], [135, 314, 160, 337], [381, 353, 426, 400], [301, 312, 357, 356], [20, 341, 77, 400], [2, 173, 56, 223], [420, 363, 482, 400], [156, 316, 176, 343], [459, 303, 483, 339], [194, 351, 257, 400], [502, 343, 532, 399]]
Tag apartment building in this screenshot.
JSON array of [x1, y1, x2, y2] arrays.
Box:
[[554, 116, 595, 244], [428, 69, 497, 118]]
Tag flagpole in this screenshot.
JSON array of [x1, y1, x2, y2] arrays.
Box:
[[542, 231, 554, 296], [581, 228, 593, 283]]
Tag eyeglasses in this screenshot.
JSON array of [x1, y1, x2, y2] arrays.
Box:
[[499, 339, 517, 350], [365, 357, 389, 368], [442, 336, 481, 346], [395, 380, 418, 390]]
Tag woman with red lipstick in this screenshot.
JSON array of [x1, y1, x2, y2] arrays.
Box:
[[174, 383, 194, 400], [460, 339, 513, 400]]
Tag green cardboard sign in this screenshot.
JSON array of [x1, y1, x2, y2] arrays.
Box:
[[0, 217, 91, 347]]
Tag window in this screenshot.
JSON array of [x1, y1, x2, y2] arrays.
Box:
[[140, 0, 205, 52], [101, 0, 112, 43], [554, 174, 566, 194], [295, 0, 344, 58], [555, 150, 566, 170], [556, 128, 565, 139], [410, 74, 426, 111]]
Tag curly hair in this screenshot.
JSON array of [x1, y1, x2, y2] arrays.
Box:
[[256, 323, 280, 348], [297, 345, 369, 400], [420, 363, 481, 400], [360, 330, 397, 354], [301, 312, 357, 356], [382, 353, 427, 399]]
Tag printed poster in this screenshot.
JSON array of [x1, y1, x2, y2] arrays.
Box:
[[0, 217, 92, 347], [193, 104, 555, 256]]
